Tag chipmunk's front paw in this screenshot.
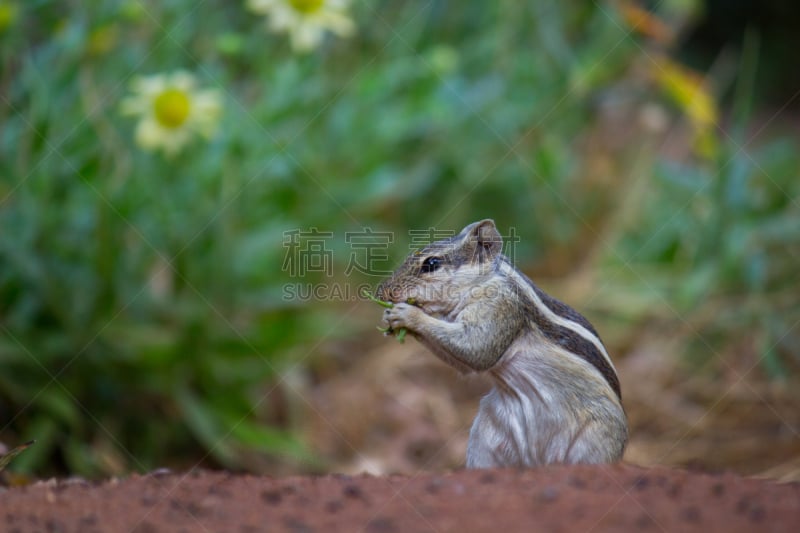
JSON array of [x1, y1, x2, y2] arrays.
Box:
[[383, 303, 423, 331]]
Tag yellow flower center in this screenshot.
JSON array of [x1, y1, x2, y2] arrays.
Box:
[[288, 0, 324, 14], [153, 88, 191, 129]]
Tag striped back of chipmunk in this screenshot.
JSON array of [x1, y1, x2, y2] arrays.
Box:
[[496, 256, 622, 400]]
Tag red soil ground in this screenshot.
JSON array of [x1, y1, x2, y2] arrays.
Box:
[[3, 463, 798, 532]]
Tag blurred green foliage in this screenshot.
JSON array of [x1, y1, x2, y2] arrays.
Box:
[[603, 135, 800, 375], [0, 0, 798, 477], [597, 34, 800, 377]]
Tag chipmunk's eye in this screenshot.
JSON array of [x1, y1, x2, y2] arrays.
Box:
[[420, 256, 443, 274]]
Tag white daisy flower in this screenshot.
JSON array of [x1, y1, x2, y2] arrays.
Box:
[[120, 71, 222, 157], [247, 0, 355, 53]]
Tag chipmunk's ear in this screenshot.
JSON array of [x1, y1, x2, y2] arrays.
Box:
[[464, 219, 503, 260]]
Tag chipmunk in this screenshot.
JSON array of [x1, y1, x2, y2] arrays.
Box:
[[375, 219, 627, 468]]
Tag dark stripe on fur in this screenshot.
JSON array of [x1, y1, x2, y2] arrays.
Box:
[[500, 258, 622, 399], [531, 284, 601, 339]]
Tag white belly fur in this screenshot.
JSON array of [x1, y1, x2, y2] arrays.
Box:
[[465, 333, 627, 468]]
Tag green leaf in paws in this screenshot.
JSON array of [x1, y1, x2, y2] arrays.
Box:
[[362, 287, 408, 342], [360, 288, 394, 308]]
